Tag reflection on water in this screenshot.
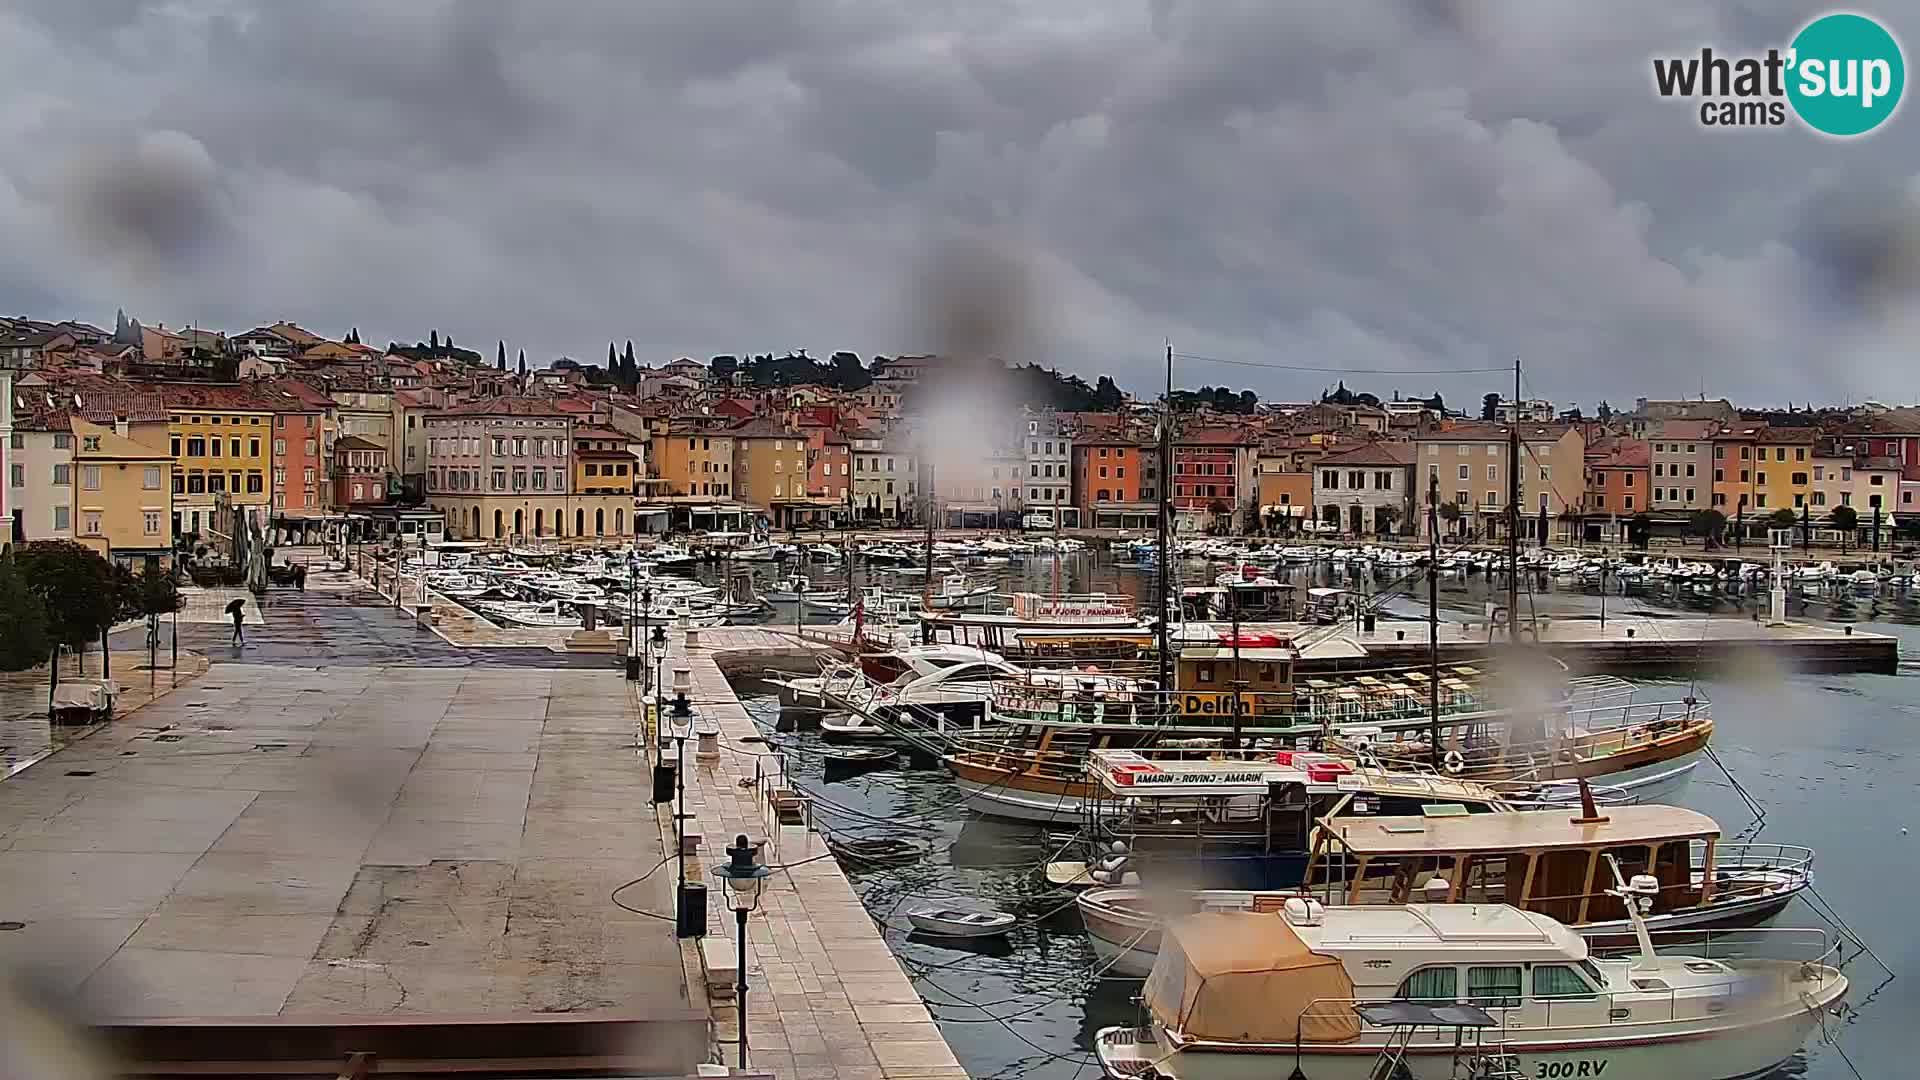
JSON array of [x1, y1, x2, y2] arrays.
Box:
[[722, 548, 1910, 1080]]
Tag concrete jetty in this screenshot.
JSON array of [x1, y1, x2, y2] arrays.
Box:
[[646, 626, 968, 1080]]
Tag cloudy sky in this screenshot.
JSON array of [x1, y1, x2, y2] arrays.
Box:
[[3, 1, 1918, 407]]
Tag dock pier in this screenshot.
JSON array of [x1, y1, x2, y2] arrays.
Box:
[[645, 626, 969, 1080]]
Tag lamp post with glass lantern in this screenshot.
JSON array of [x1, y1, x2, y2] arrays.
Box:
[[711, 834, 770, 1069], [670, 673, 699, 938]]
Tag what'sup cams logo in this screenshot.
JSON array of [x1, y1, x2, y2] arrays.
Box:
[[1653, 12, 1904, 136]]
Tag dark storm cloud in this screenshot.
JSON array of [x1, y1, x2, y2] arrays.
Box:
[[3, 1, 1917, 405]]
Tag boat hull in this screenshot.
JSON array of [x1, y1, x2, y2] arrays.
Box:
[[1081, 881, 1805, 980], [949, 760, 1085, 823], [1096, 991, 1842, 1080]]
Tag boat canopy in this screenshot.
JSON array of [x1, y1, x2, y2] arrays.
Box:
[[1143, 912, 1361, 1045], [1321, 804, 1720, 856]]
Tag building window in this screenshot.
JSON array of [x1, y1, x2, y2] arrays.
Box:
[[144, 511, 162, 535], [51, 464, 70, 486], [187, 472, 205, 494], [1456, 464, 1468, 480], [78, 465, 101, 490], [249, 438, 261, 457], [187, 436, 206, 456], [230, 438, 240, 457], [53, 505, 69, 532], [52, 432, 71, 449]]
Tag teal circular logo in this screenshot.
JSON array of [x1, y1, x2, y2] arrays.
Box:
[[1787, 13, 1905, 136]]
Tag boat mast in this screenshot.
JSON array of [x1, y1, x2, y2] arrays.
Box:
[[921, 455, 936, 644], [1507, 357, 1520, 643], [1156, 343, 1174, 702], [1427, 472, 1441, 770]]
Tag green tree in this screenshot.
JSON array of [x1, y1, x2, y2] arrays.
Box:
[[608, 341, 617, 371], [1481, 393, 1500, 420], [497, 341, 507, 371], [517, 349, 527, 376], [1439, 501, 1463, 536], [1769, 508, 1798, 530], [429, 329, 438, 351], [1689, 509, 1727, 549], [13, 541, 119, 715], [1376, 505, 1402, 536], [0, 553, 49, 672], [1831, 504, 1859, 553]]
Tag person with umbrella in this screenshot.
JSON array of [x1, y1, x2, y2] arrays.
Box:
[[226, 597, 247, 646]]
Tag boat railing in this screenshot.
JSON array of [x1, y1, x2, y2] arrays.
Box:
[[1564, 696, 1712, 737]]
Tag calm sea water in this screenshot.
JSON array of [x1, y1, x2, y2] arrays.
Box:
[[721, 549, 1913, 1080]]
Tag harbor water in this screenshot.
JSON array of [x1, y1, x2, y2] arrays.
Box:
[[719, 548, 1914, 1080]]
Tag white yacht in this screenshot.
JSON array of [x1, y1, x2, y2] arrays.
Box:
[[1095, 886, 1847, 1080]]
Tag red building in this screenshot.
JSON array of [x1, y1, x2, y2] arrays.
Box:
[[331, 435, 388, 506], [1172, 428, 1255, 527]]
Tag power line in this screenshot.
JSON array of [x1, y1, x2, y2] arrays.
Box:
[[1172, 352, 1509, 376]]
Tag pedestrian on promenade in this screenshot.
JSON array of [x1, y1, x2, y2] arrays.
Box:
[[226, 597, 247, 646]]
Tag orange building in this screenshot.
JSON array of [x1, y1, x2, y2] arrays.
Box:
[[1074, 436, 1146, 509]]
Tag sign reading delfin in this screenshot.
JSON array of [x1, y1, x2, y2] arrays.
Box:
[[1177, 691, 1260, 718]]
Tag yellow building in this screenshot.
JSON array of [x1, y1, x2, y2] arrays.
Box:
[[656, 421, 736, 498], [162, 386, 276, 538], [730, 419, 822, 526], [1710, 424, 1817, 518], [572, 424, 638, 495], [71, 416, 175, 569]]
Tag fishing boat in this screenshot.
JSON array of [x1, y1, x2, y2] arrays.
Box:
[[905, 907, 1017, 938], [1078, 802, 1814, 976], [761, 574, 840, 603], [1094, 887, 1848, 1080]]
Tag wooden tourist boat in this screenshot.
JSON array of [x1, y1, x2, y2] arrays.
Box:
[[1079, 803, 1814, 976]]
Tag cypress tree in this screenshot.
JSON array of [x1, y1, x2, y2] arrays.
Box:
[[430, 330, 438, 350], [517, 349, 527, 377], [497, 340, 506, 369]]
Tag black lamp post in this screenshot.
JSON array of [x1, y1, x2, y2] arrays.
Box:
[[711, 834, 771, 1070], [671, 681, 700, 938]]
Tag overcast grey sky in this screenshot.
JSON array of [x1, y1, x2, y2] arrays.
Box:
[[3, 1, 1918, 407]]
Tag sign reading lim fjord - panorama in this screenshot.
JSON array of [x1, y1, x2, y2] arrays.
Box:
[[1652, 11, 1904, 135]]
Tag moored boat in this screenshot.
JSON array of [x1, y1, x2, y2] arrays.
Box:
[[1094, 890, 1847, 1080], [1079, 803, 1814, 976]]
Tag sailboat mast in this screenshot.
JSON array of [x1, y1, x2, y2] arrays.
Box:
[[921, 456, 936, 643], [1507, 358, 1521, 641], [1427, 472, 1441, 770], [1156, 343, 1174, 700]]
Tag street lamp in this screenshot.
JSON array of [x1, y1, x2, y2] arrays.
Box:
[[670, 679, 700, 940], [710, 834, 771, 1070]]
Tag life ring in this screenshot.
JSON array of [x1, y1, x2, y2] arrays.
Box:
[[1442, 750, 1467, 775]]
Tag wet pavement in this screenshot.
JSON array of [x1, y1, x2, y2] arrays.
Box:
[[111, 571, 616, 671]]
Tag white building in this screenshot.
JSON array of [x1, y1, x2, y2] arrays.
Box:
[[1022, 410, 1072, 511]]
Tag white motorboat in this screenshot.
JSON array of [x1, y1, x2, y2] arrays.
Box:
[[905, 907, 1017, 938], [923, 574, 997, 611], [481, 599, 578, 628], [819, 713, 890, 741], [1095, 886, 1847, 1080]]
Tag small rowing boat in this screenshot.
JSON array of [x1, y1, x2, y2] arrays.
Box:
[[906, 907, 1017, 938]]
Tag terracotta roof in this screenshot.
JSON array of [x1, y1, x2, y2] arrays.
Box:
[[573, 424, 626, 440], [1590, 442, 1650, 469], [261, 378, 334, 411], [142, 381, 281, 411], [1176, 427, 1253, 446], [436, 397, 570, 418], [333, 435, 385, 451], [1650, 418, 1719, 440], [1316, 441, 1416, 467], [728, 417, 803, 439], [1421, 421, 1575, 442]]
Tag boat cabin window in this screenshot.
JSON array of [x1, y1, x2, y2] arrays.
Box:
[[1195, 664, 1215, 684], [1532, 965, 1598, 1001], [1395, 966, 1457, 1002], [1467, 966, 1522, 1009]]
